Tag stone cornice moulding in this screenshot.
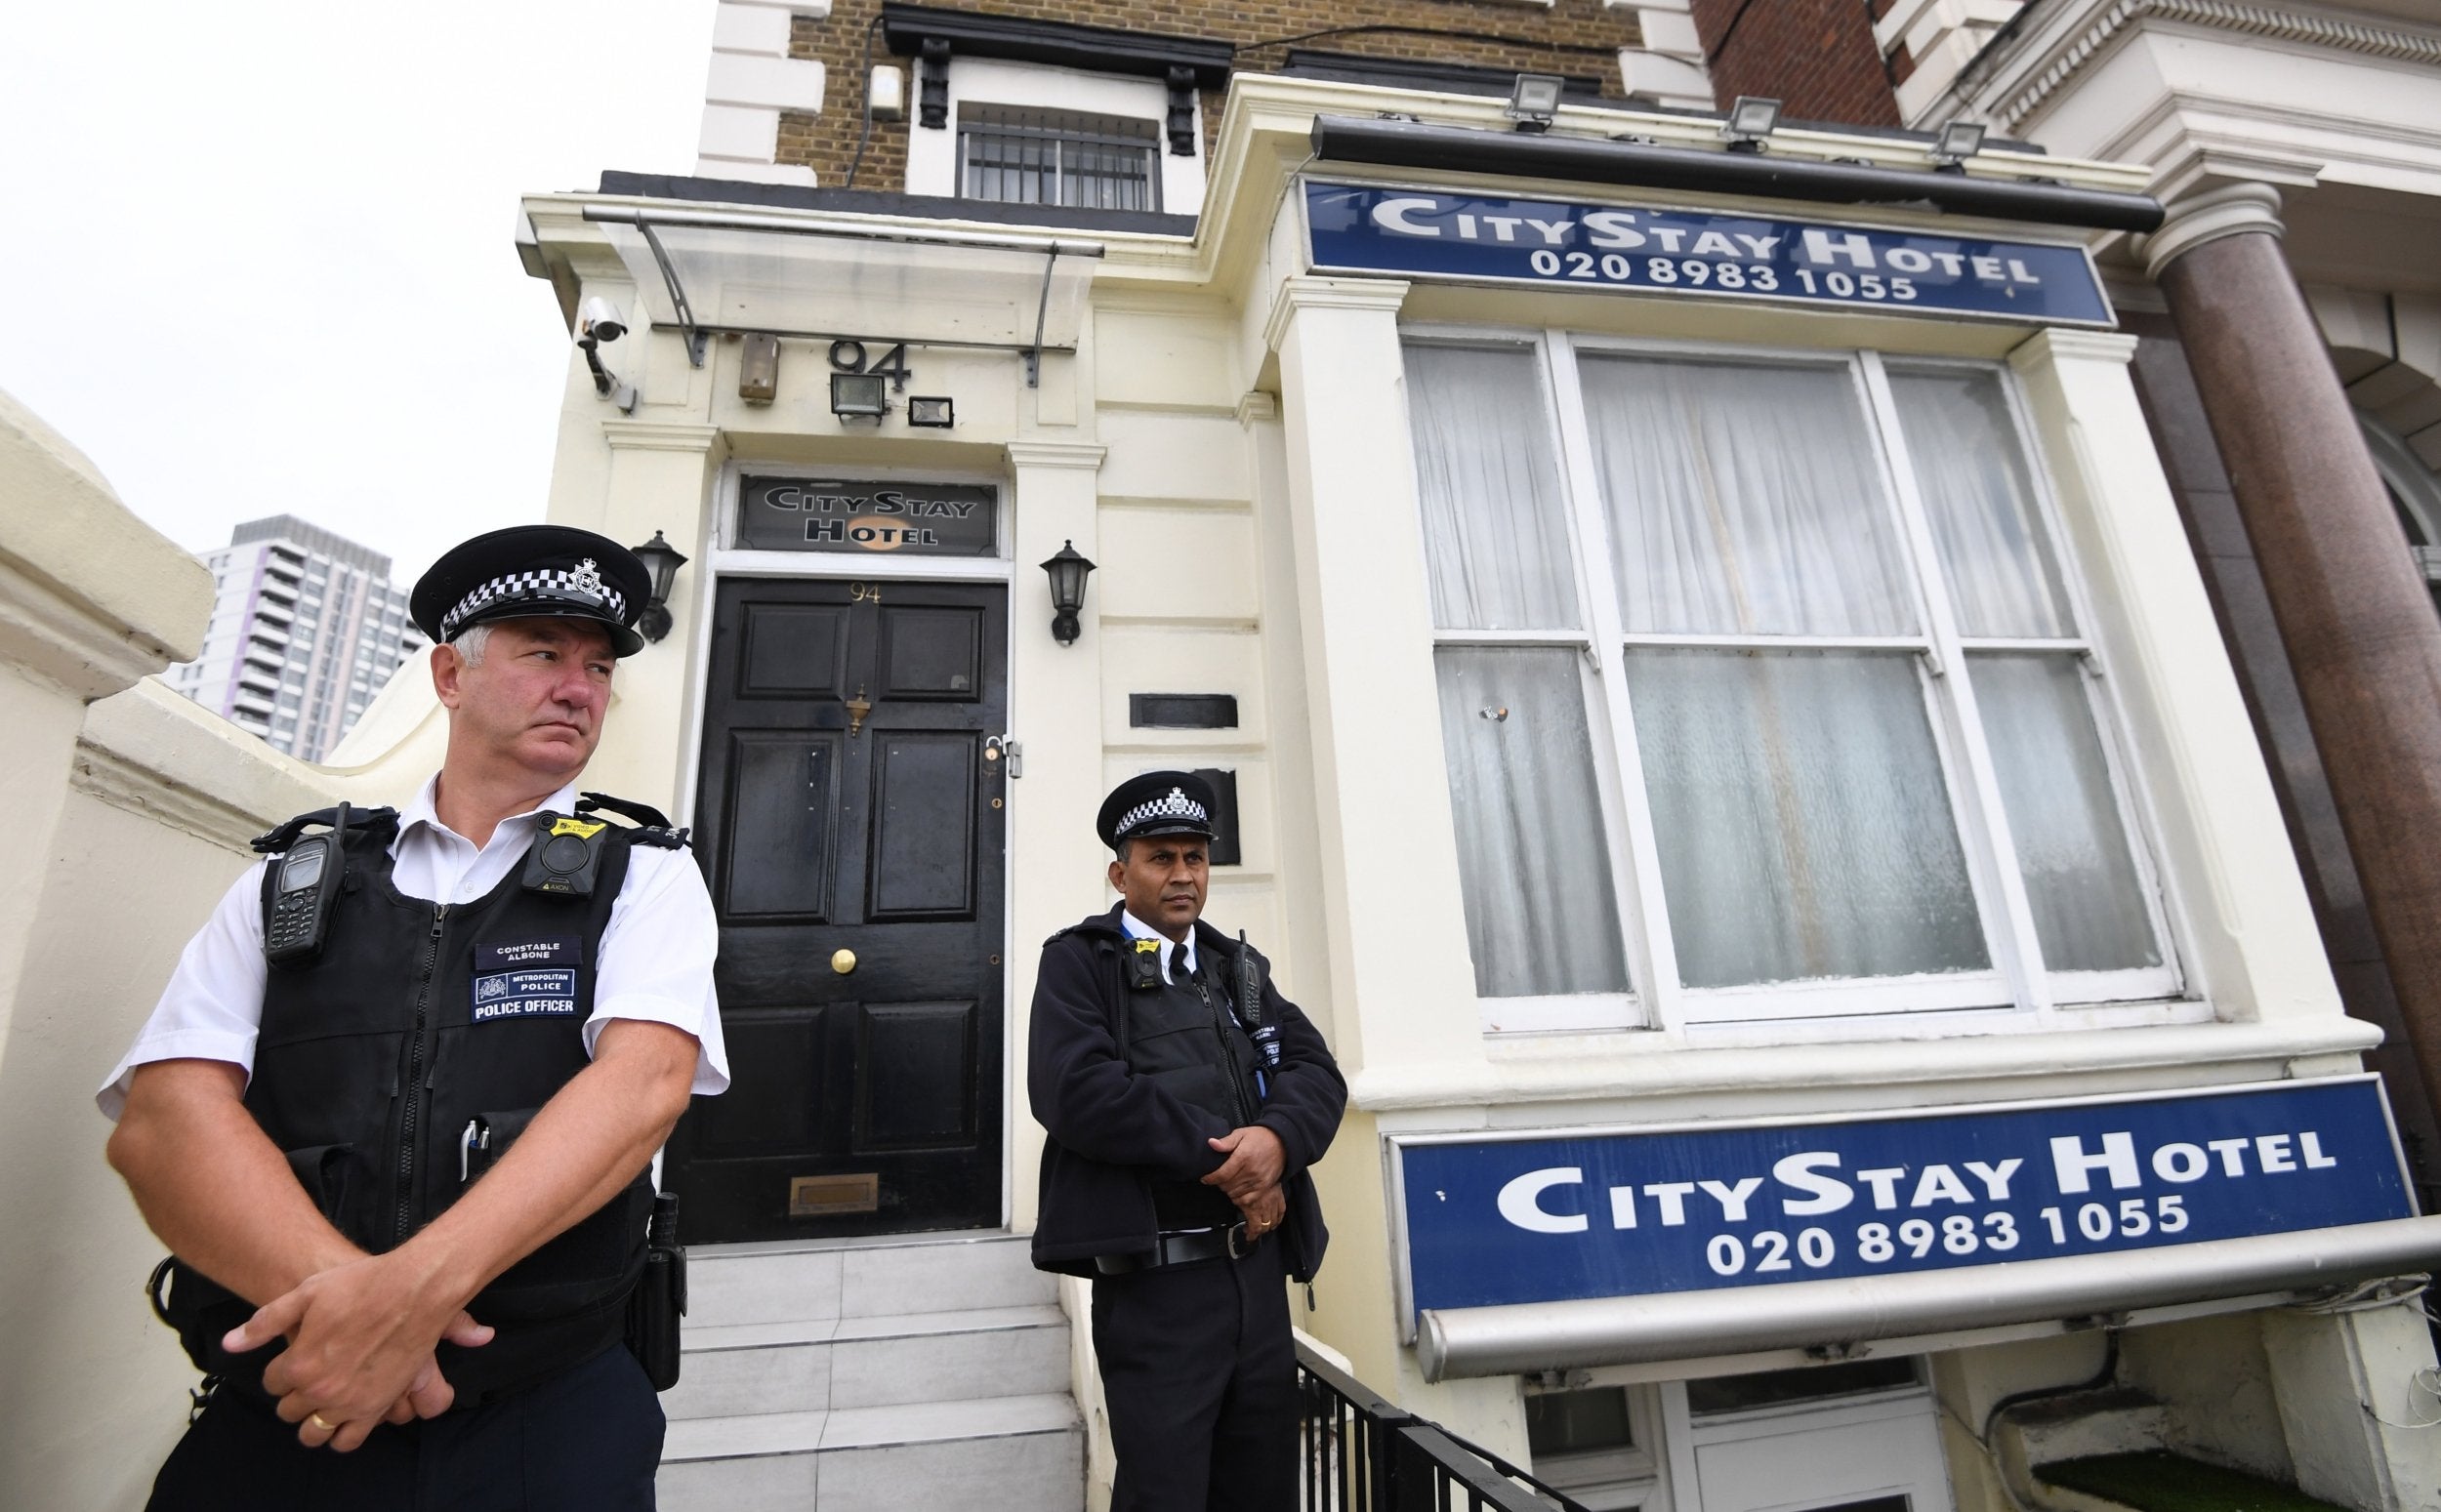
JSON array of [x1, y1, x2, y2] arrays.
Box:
[[1984, 0, 2441, 134], [2009, 327, 2142, 375], [1262, 276, 1413, 354], [0, 556, 186, 703], [1005, 439, 1108, 471], [73, 680, 339, 853], [1235, 391, 1280, 429], [2134, 182, 2285, 278], [600, 421, 725, 454]]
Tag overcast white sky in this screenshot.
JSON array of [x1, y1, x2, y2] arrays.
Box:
[[1, 2, 717, 584]]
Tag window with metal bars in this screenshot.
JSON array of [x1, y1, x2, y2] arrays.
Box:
[[957, 102, 1160, 212]]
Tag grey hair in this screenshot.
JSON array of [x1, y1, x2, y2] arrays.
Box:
[[447, 623, 493, 667]]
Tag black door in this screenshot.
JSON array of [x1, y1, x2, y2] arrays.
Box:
[[672, 577, 1008, 1242]]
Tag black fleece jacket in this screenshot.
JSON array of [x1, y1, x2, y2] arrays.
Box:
[[1028, 905, 1346, 1281]]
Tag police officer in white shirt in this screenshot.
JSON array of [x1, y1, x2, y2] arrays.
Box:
[[101, 525, 727, 1511]]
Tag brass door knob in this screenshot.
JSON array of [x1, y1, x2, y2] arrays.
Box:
[[831, 949, 857, 975]]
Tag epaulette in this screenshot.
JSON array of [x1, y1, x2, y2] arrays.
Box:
[[576, 791, 691, 851], [251, 806, 400, 855]]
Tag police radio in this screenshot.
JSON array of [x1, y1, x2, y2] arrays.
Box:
[[266, 802, 351, 965]]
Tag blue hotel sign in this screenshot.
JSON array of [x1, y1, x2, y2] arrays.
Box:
[[1396, 1078, 2412, 1317], [1305, 181, 2115, 327]]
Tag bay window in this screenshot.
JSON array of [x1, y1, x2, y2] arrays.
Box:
[[1409, 333, 2178, 1032]]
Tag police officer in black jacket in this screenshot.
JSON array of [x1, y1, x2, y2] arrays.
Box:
[[102, 526, 724, 1510], [1029, 770, 1347, 1512]]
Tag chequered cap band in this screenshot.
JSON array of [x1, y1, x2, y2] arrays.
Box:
[[438, 566, 628, 641], [1117, 787, 1208, 835]]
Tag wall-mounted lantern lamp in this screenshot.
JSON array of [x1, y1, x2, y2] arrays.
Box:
[[1504, 74, 1564, 134], [628, 530, 689, 643], [1930, 120, 1988, 172], [1040, 540, 1096, 647], [578, 296, 637, 413], [907, 395, 956, 429], [1721, 96, 1783, 153], [831, 370, 890, 422]]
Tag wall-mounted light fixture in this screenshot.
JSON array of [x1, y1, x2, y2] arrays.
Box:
[[1504, 74, 1565, 134], [1040, 540, 1096, 647], [907, 396, 955, 429], [628, 529, 689, 643], [831, 370, 889, 422], [1930, 120, 1988, 173], [1720, 96, 1783, 153], [578, 296, 637, 413]]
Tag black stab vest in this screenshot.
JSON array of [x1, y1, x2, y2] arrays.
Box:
[[163, 816, 651, 1404], [1122, 950, 1264, 1230]]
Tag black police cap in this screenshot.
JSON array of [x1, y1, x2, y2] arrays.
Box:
[[410, 524, 652, 659], [1098, 770, 1219, 852]]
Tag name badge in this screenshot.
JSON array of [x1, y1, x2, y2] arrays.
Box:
[[476, 936, 581, 971], [471, 968, 581, 1023]]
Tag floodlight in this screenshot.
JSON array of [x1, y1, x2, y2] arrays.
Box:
[[1722, 96, 1783, 152], [1505, 74, 1565, 133]]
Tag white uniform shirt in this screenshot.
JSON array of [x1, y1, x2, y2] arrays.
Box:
[[1120, 908, 1199, 984], [98, 775, 729, 1120]]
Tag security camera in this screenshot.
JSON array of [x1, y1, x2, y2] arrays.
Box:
[[578, 296, 628, 346], [575, 297, 636, 413]]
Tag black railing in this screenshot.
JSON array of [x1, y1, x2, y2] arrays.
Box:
[[1297, 1341, 1593, 1512]]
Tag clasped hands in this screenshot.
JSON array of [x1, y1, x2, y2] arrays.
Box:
[[221, 1250, 491, 1453], [1204, 1124, 1288, 1239]]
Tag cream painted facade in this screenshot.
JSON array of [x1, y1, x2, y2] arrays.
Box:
[[494, 73, 2441, 1508], [7, 63, 2440, 1512]]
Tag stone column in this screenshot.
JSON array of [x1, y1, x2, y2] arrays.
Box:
[[1003, 437, 1108, 1238], [574, 419, 724, 811], [2147, 185, 2441, 1120]]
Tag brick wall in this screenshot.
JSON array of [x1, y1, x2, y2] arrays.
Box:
[[1685, 0, 1898, 128], [779, 0, 1644, 188]]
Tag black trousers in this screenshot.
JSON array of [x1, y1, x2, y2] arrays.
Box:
[[145, 1344, 664, 1512], [1093, 1236, 1300, 1512]]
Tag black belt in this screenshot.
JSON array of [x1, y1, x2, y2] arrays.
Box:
[[1096, 1222, 1255, 1275]]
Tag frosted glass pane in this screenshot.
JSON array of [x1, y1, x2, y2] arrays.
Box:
[[1580, 355, 1918, 636], [1627, 649, 1988, 987], [1406, 345, 1582, 631], [1888, 366, 2075, 638], [1971, 653, 2161, 971], [1435, 647, 1631, 997]]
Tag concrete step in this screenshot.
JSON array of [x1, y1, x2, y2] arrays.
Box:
[[684, 1231, 1055, 1329], [657, 1392, 1083, 1512], [663, 1303, 1071, 1420], [1991, 1387, 2172, 1511]]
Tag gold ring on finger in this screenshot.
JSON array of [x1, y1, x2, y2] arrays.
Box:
[[309, 1412, 337, 1433]]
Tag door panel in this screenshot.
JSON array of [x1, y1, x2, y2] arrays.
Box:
[[868, 733, 977, 918], [855, 1001, 976, 1148], [720, 733, 841, 919], [741, 603, 850, 696], [880, 605, 984, 697], [673, 576, 1008, 1241]]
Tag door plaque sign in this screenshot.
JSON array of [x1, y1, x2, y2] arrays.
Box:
[[1394, 1077, 2412, 1316], [738, 476, 998, 556], [1304, 181, 2114, 327]]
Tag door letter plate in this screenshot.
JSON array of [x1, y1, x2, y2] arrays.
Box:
[[790, 1173, 881, 1217]]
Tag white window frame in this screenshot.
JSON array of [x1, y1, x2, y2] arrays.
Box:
[[903, 57, 1205, 213], [1408, 323, 2184, 1035], [1523, 1379, 1672, 1511], [1658, 1370, 1953, 1512]]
